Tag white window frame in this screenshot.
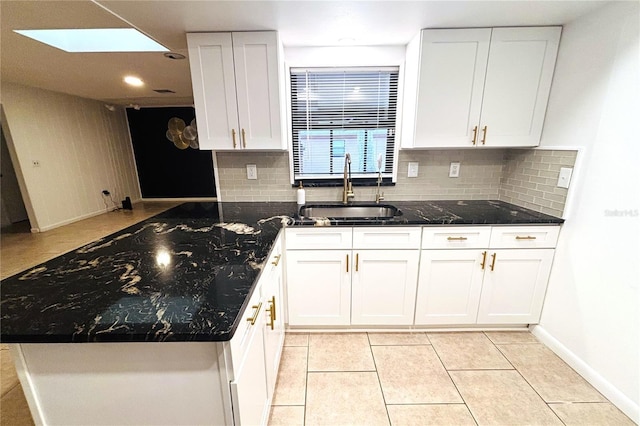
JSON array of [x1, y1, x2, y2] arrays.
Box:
[[284, 46, 406, 185]]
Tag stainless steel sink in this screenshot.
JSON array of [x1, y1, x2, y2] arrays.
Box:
[[299, 204, 401, 220]]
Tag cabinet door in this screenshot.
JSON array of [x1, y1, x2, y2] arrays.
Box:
[[232, 32, 284, 150], [230, 302, 269, 426], [286, 250, 351, 326], [351, 250, 419, 325], [186, 33, 240, 150], [412, 29, 491, 148], [479, 27, 561, 147], [477, 249, 554, 324], [415, 250, 485, 325], [262, 241, 285, 399]]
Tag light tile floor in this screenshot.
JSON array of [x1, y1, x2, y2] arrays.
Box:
[[0, 201, 178, 425], [270, 332, 635, 426]]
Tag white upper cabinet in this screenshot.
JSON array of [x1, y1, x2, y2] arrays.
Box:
[[402, 27, 561, 149], [187, 31, 285, 151]]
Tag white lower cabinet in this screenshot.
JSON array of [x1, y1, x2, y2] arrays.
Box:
[[284, 225, 559, 328], [262, 238, 285, 398], [477, 249, 555, 324], [230, 302, 269, 426], [415, 249, 485, 325], [351, 250, 419, 325], [286, 250, 351, 326]]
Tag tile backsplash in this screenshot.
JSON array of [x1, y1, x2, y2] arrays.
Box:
[[499, 149, 578, 217], [215, 148, 577, 217]]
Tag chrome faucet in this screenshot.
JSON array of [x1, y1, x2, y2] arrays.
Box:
[[375, 154, 384, 203], [342, 153, 355, 204]]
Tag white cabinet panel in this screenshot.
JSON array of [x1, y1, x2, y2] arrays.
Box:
[[286, 250, 351, 326], [402, 26, 560, 149], [352, 227, 421, 249], [186, 33, 239, 150], [262, 235, 284, 400], [286, 228, 352, 250], [477, 249, 555, 324], [232, 32, 284, 150], [187, 31, 285, 151], [415, 250, 485, 325], [422, 226, 491, 249], [479, 27, 561, 147], [351, 250, 419, 325], [230, 302, 269, 426], [409, 29, 491, 148], [489, 225, 560, 249]]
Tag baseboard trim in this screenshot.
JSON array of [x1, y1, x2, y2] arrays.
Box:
[[530, 325, 639, 424], [140, 197, 217, 202], [35, 208, 113, 232]]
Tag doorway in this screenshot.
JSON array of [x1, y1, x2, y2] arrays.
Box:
[[1, 125, 30, 233]]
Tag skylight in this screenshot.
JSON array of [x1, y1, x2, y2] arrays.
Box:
[[13, 28, 168, 53]]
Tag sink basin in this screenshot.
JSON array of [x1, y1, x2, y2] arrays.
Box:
[[299, 204, 402, 220]]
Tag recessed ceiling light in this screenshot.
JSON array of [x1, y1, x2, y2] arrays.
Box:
[[13, 28, 168, 53], [164, 52, 186, 60], [124, 76, 144, 87]]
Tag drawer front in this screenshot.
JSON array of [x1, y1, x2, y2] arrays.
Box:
[[285, 228, 352, 250], [352, 227, 421, 249], [489, 226, 560, 249], [422, 227, 491, 249], [230, 286, 263, 368]]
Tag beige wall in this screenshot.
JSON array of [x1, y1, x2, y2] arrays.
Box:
[[1, 83, 140, 231]]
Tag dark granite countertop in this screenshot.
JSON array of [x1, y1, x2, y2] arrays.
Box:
[[295, 200, 564, 226], [0, 200, 562, 344]]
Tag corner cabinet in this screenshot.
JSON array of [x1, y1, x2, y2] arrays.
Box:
[[187, 31, 286, 151], [402, 27, 561, 149]]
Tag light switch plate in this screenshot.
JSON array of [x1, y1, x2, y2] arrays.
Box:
[[449, 162, 460, 178], [557, 167, 573, 188], [408, 162, 419, 178], [246, 164, 257, 180]]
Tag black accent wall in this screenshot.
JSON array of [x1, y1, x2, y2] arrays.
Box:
[[127, 107, 216, 198]]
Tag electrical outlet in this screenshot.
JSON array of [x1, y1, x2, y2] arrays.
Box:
[[246, 164, 257, 180], [449, 162, 460, 178], [557, 167, 573, 189], [32, 160, 40, 167], [407, 162, 419, 178]]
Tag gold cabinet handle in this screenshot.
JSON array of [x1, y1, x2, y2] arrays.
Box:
[[515, 236, 537, 240], [447, 236, 468, 241], [271, 254, 281, 266], [481, 125, 487, 145], [481, 251, 487, 270], [246, 302, 262, 325], [471, 126, 478, 145], [266, 297, 276, 330], [231, 129, 237, 148], [346, 254, 349, 273], [490, 253, 497, 271], [241, 128, 246, 148], [355, 253, 359, 272]]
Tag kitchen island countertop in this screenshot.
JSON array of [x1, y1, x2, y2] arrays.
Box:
[[0, 200, 562, 343]]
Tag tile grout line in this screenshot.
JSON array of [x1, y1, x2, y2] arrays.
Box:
[[366, 332, 393, 426], [303, 335, 310, 426], [428, 334, 480, 426], [491, 339, 568, 426]]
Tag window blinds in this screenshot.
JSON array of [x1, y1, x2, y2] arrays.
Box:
[[290, 67, 399, 180]]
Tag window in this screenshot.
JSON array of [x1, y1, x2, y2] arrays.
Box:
[[290, 67, 399, 183]]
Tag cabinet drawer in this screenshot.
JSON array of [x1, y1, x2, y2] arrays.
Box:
[[230, 286, 263, 369], [352, 227, 421, 249], [422, 227, 491, 249], [489, 226, 560, 249], [285, 228, 352, 250]]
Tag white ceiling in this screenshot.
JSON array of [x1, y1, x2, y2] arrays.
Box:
[[1, 0, 609, 106]]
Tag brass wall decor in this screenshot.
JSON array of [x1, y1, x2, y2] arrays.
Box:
[[165, 117, 198, 150]]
